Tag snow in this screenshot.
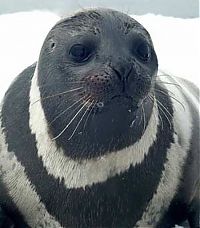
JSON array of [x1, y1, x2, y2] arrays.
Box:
[[0, 11, 199, 101], [0, 11, 60, 99], [134, 14, 200, 84]]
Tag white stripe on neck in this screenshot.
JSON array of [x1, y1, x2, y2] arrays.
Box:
[[136, 75, 192, 226], [29, 66, 159, 189], [0, 116, 62, 228]]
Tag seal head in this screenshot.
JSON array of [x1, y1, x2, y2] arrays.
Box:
[[37, 9, 158, 159]]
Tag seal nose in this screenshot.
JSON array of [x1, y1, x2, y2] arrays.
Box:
[[113, 64, 132, 81], [109, 59, 133, 93], [109, 58, 132, 81]]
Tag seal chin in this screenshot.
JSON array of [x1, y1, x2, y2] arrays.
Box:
[[110, 94, 143, 108], [81, 68, 152, 115], [87, 93, 142, 116]]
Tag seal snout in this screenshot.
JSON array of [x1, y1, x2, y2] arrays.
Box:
[[82, 61, 151, 108], [82, 59, 133, 99]]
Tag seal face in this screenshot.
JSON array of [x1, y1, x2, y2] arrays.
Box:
[[37, 9, 158, 159], [0, 8, 199, 228]]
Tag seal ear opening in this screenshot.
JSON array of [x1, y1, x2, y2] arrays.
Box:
[[51, 43, 55, 48], [50, 41, 56, 51]]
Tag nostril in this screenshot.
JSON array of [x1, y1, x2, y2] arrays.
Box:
[[112, 68, 122, 81], [110, 62, 133, 82]]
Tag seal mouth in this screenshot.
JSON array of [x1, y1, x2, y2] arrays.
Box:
[[111, 94, 133, 101], [86, 93, 142, 116]]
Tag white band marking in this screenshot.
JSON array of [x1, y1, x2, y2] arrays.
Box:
[[29, 66, 159, 189]]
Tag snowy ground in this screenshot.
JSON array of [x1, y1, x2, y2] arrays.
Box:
[[0, 11, 199, 100]]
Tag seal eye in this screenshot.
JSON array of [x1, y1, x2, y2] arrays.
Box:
[[136, 42, 151, 62], [69, 44, 91, 62]]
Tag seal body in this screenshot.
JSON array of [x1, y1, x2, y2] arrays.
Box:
[[0, 9, 199, 228]]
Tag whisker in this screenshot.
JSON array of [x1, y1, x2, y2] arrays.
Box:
[[31, 87, 83, 105], [154, 88, 185, 111], [154, 81, 182, 88], [52, 98, 91, 140], [149, 95, 163, 130], [38, 81, 84, 88], [65, 81, 85, 84], [154, 87, 175, 96], [49, 96, 87, 125], [157, 74, 176, 77], [68, 101, 94, 140], [138, 106, 143, 126], [142, 103, 146, 134], [156, 98, 173, 119], [83, 100, 96, 131], [151, 94, 172, 129]]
